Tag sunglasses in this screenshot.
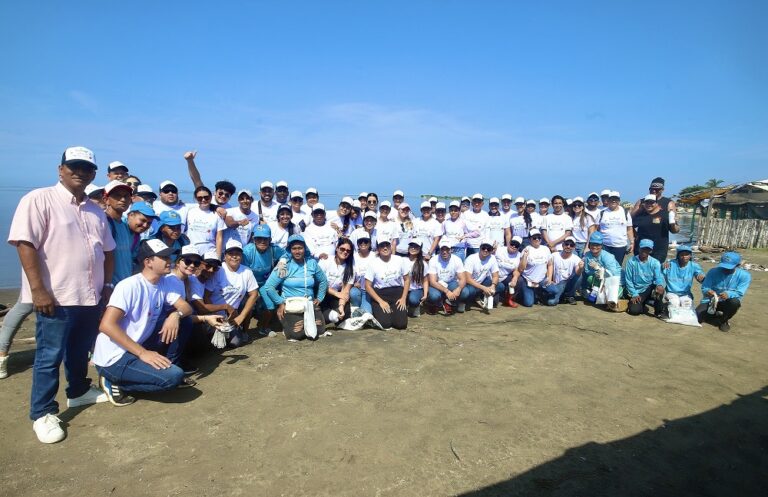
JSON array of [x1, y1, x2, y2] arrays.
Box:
[[379, 244, 392, 249], [531, 235, 542, 240], [480, 246, 493, 251], [563, 242, 576, 247], [572, 203, 584, 207], [181, 257, 201, 267], [196, 195, 211, 201], [510, 243, 521, 248], [125, 181, 140, 186], [337, 247, 352, 254], [204, 262, 221, 271], [161, 188, 178, 194], [217, 191, 232, 198], [367, 200, 377, 204]]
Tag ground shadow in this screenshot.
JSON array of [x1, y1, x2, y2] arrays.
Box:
[[456, 386, 768, 497], [4, 348, 35, 376]]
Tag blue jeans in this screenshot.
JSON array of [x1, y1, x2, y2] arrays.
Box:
[[451, 246, 466, 262], [408, 289, 424, 307], [0, 300, 33, 354], [604, 245, 627, 266], [140, 316, 193, 365], [543, 274, 582, 306], [463, 277, 499, 301], [30, 305, 101, 420], [574, 242, 586, 258], [517, 278, 547, 307], [427, 280, 472, 305], [96, 353, 184, 393], [350, 286, 372, 313], [465, 247, 478, 257]]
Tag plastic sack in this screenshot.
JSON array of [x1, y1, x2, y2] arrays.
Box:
[[337, 311, 384, 331], [665, 306, 702, 327], [596, 275, 621, 305], [304, 298, 318, 339]]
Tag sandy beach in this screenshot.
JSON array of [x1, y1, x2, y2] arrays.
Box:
[[0, 250, 766, 496]]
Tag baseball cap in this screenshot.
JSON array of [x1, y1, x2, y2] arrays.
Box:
[[180, 245, 201, 258], [137, 239, 176, 260], [277, 204, 292, 215], [393, 190, 404, 198], [650, 177, 665, 189], [85, 184, 104, 197], [514, 196, 525, 204], [472, 193, 483, 201], [439, 240, 452, 249], [252, 224, 272, 239], [489, 197, 500, 204], [539, 197, 550, 204], [352, 199, 362, 209], [356, 233, 372, 242], [225, 239, 243, 253], [290, 190, 303, 200], [305, 187, 318, 195], [511, 236, 523, 245], [587, 192, 600, 199], [237, 189, 254, 199], [275, 180, 288, 189], [525, 199, 536, 206], [398, 202, 410, 210], [643, 194, 657, 202], [363, 211, 377, 219], [108, 161, 128, 173], [137, 184, 156, 195], [203, 249, 221, 264], [529, 228, 542, 237], [358, 191, 368, 198], [159, 211, 182, 227], [479, 238, 494, 248], [104, 180, 132, 195], [420, 201, 431, 209], [312, 203, 326, 213], [340, 196, 354, 206], [609, 191, 621, 198], [429, 196, 438, 203], [449, 200, 461, 208], [128, 201, 157, 218], [159, 180, 177, 191], [676, 245, 692, 254], [564, 236, 576, 243], [435, 202, 446, 210], [501, 194, 512, 201], [61, 146, 97, 169], [565, 198, 573, 205], [408, 239, 424, 248], [718, 251, 741, 270], [588, 232, 604, 245], [380, 200, 392, 209], [461, 196, 470, 203], [260, 181, 274, 190], [600, 189, 611, 196], [639, 239, 654, 249], [572, 196, 584, 203]]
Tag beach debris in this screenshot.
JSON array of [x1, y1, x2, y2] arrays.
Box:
[[449, 440, 461, 462]]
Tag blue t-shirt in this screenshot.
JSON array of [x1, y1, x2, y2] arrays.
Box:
[[109, 217, 134, 285], [664, 260, 703, 297], [242, 243, 286, 286]]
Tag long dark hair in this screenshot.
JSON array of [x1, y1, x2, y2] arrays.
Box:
[[409, 244, 424, 283], [336, 237, 356, 285], [524, 205, 533, 230], [194, 186, 216, 212]]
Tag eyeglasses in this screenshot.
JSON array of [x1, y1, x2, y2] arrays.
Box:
[[161, 188, 178, 194], [217, 191, 232, 198], [181, 257, 201, 267], [125, 181, 140, 186], [563, 242, 576, 247], [367, 199, 377, 204], [649, 188, 662, 192], [196, 195, 211, 201], [531, 235, 542, 240], [480, 246, 493, 251], [337, 247, 352, 254]]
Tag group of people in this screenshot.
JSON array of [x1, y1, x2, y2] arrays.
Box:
[[2, 147, 752, 444]]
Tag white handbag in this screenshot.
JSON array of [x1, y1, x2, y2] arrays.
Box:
[[284, 296, 308, 314]]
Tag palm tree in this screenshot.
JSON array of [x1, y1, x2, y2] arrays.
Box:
[[704, 178, 724, 188]]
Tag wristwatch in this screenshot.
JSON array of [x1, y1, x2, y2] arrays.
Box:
[[176, 310, 184, 318]]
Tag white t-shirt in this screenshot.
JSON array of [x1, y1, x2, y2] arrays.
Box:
[[394, 219, 417, 255], [550, 252, 581, 284], [365, 256, 409, 289], [319, 258, 350, 291], [376, 219, 399, 246], [268, 221, 298, 249], [188, 274, 205, 301], [224, 207, 259, 247], [353, 252, 375, 287], [442, 218, 469, 248], [205, 263, 259, 309], [428, 254, 465, 284], [350, 228, 378, 252], [463, 253, 500, 283], [597, 207, 633, 248], [487, 214, 507, 247], [461, 210, 490, 249], [152, 201, 189, 232], [521, 245, 551, 283], [571, 215, 596, 243], [402, 258, 428, 290], [413, 217, 442, 252], [495, 249, 522, 280], [326, 211, 357, 236], [186, 206, 226, 253], [508, 213, 529, 239], [256, 200, 279, 224], [291, 209, 309, 227], [543, 212, 574, 249], [92, 273, 183, 367], [303, 222, 339, 259]]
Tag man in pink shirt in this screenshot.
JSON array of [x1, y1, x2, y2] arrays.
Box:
[[8, 146, 116, 444]]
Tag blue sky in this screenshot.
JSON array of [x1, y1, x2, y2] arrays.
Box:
[[1, 1, 766, 203]]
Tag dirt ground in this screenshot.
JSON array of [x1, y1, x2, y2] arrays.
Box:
[[0, 250, 766, 497]]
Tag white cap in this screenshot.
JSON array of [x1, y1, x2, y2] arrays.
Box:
[[290, 190, 303, 199], [435, 202, 446, 210], [85, 184, 103, 196], [236, 189, 253, 199], [564, 236, 576, 243], [643, 194, 657, 201], [203, 249, 220, 262], [159, 180, 177, 190], [501, 194, 512, 201], [364, 211, 377, 219], [539, 197, 550, 204], [529, 228, 542, 236], [489, 197, 500, 204], [393, 190, 404, 197], [420, 201, 431, 209], [340, 196, 354, 205], [565, 198, 572, 205], [514, 196, 525, 204], [461, 196, 470, 202], [472, 193, 483, 201], [225, 239, 243, 252], [526, 199, 536, 205], [305, 187, 318, 195], [480, 238, 495, 247], [380, 200, 392, 208], [181, 245, 201, 257], [260, 181, 274, 190], [439, 240, 452, 249], [108, 160, 128, 172], [511, 236, 523, 244], [358, 191, 368, 198], [312, 203, 326, 212], [572, 196, 584, 203], [104, 179, 132, 194], [600, 189, 611, 196], [610, 190, 621, 198], [429, 196, 438, 203], [398, 202, 411, 210], [137, 184, 154, 194], [275, 180, 288, 189], [588, 192, 600, 199], [352, 199, 361, 209], [449, 200, 461, 208], [62, 146, 97, 168], [408, 239, 424, 248]]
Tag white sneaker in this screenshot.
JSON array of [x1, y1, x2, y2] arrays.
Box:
[[66, 385, 108, 408], [267, 330, 277, 338], [33, 414, 65, 443], [0, 356, 8, 379]]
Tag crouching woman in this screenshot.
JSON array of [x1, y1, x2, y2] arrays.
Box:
[[262, 235, 329, 340]]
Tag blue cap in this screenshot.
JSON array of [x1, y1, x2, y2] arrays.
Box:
[[639, 239, 654, 250], [128, 201, 157, 218], [159, 210, 182, 227], [588, 232, 603, 245], [676, 245, 692, 254], [718, 251, 741, 270], [287, 234, 306, 247], [252, 224, 272, 239]]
